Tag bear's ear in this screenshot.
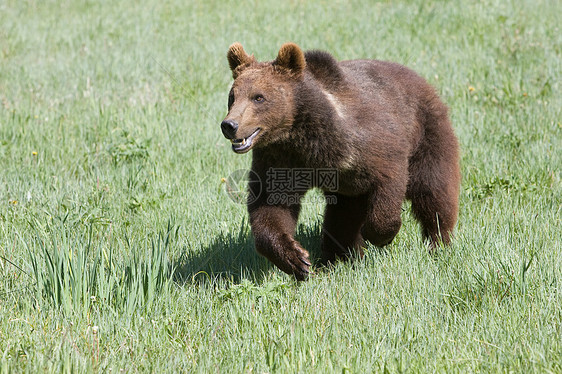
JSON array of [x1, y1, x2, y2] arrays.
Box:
[[274, 43, 306, 76], [227, 42, 255, 78]]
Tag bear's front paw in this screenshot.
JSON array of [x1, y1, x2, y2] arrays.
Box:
[[286, 240, 312, 281], [256, 234, 312, 280], [275, 236, 311, 281]]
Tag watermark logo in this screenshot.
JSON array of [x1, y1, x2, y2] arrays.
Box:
[[266, 192, 337, 206], [225, 168, 339, 205], [224, 169, 262, 205], [266, 168, 338, 192]]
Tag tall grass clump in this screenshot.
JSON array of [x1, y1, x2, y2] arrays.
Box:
[[26, 220, 176, 316]]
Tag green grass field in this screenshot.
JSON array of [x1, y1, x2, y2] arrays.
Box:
[[1, 0, 561, 372]]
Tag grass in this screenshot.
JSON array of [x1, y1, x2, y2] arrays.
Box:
[[1, 0, 561, 372]]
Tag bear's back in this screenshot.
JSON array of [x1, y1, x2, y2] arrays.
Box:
[[305, 50, 428, 101]]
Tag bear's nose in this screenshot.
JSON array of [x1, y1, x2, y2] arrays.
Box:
[[221, 120, 239, 139]]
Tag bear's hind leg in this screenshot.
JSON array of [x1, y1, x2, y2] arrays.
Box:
[[407, 144, 460, 247], [361, 185, 404, 247], [320, 193, 369, 265], [408, 179, 459, 247]]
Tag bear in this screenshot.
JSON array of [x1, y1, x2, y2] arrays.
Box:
[[221, 42, 460, 281]]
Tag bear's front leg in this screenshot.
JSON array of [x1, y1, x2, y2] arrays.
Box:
[[321, 193, 369, 265], [249, 203, 311, 281]]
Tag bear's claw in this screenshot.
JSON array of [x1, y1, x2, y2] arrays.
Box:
[[258, 235, 312, 280], [301, 258, 312, 267], [285, 241, 311, 281]]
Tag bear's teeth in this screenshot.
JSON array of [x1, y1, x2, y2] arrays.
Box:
[[231, 137, 248, 147]]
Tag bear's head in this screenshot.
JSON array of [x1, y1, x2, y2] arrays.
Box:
[[221, 42, 306, 154]]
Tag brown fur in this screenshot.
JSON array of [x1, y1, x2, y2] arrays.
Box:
[[221, 43, 461, 280]]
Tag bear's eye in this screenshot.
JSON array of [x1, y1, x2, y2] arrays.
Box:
[[228, 90, 235, 110], [253, 94, 265, 103]]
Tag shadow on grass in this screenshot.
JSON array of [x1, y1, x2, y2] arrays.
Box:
[[173, 219, 323, 284]]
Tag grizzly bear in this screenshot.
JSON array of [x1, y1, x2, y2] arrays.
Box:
[[221, 42, 460, 280]]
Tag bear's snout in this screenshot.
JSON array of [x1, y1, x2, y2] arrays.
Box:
[[221, 119, 239, 139]]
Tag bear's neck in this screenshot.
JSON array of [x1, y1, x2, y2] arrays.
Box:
[[284, 78, 351, 168], [254, 77, 354, 170]]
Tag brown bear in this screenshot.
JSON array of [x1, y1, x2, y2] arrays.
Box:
[[221, 42, 460, 280]]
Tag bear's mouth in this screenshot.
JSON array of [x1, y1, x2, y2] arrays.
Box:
[[230, 128, 261, 154]]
